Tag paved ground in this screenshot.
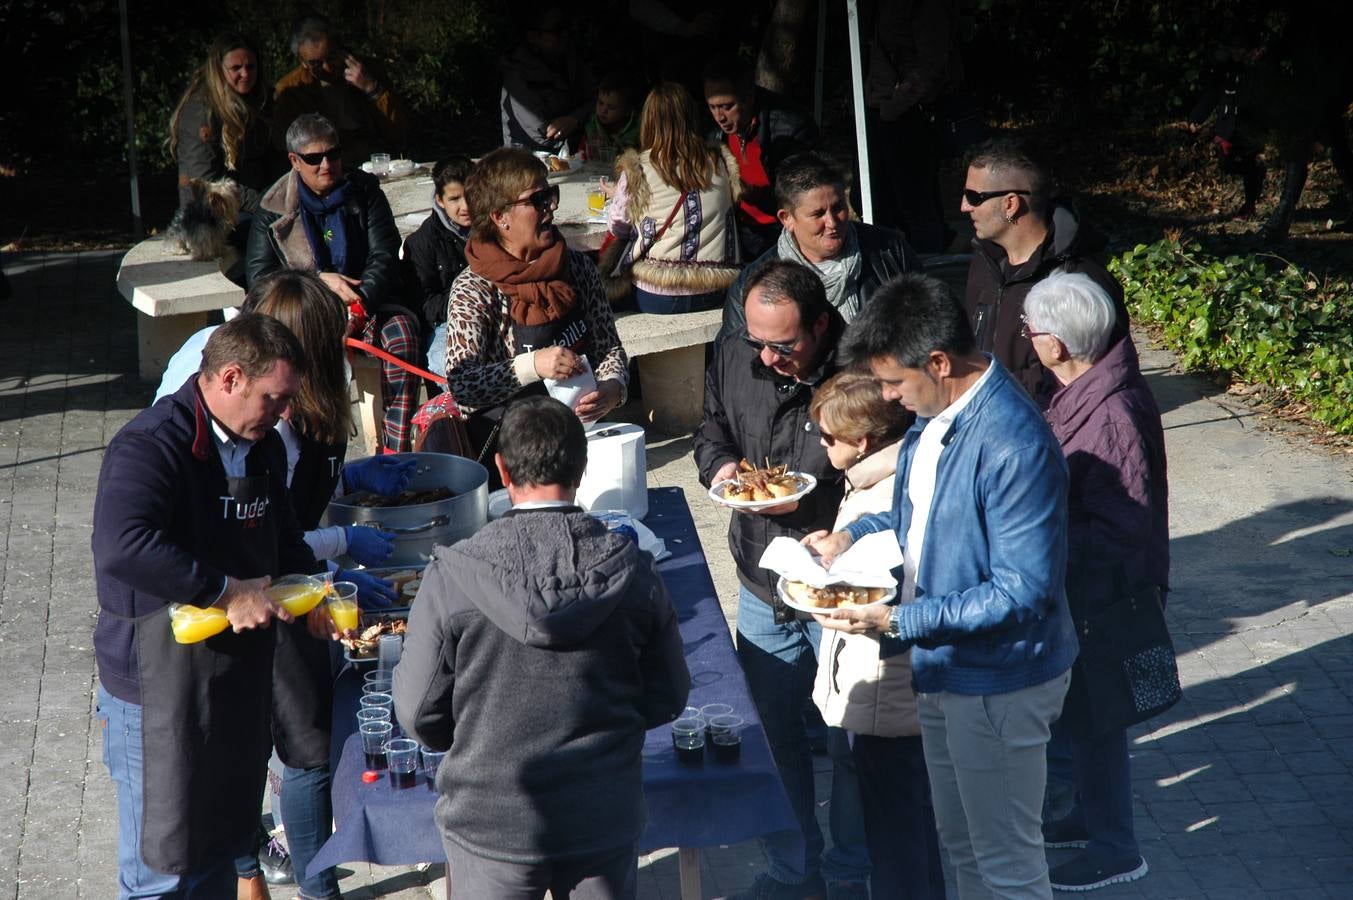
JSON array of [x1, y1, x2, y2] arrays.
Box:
[[2, 250, 1352, 899]]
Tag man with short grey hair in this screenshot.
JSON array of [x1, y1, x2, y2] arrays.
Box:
[[246, 112, 422, 452], [273, 13, 407, 168]]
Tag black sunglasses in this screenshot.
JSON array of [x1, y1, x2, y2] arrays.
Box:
[[962, 188, 1031, 206], [818, 427, 839, 447], [742, 334, 800, 358], [507, 184, 561, 213], [295, 147, 342, 166]]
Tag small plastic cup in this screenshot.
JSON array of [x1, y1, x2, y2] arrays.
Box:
[[708, 714, 744, 763], [700, 703, 733, 741], [361, 680, 393, 696], [326, 581, 360, 634], [360, 720, 393, 770], [385, 737, 419, 788], [363, 669, 392, 685], [359, 691, 392, 710], [421, 746, 447, 791], [377, 633, 402, 673], [672, 717, 705, 766], [356, 707, 390, 728]]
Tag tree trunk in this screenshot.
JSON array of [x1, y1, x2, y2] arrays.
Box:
[[757, 0, 815, 94]]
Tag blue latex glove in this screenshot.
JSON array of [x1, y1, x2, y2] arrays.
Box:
[[344, 524, 396, 567], [338, 569, 398, 610], [343, 456, 418, 497]]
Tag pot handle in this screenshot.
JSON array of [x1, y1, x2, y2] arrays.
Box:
[[366, 515, 450, 535]]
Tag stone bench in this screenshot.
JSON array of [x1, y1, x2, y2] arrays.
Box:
[[614, 307, 722, 435]]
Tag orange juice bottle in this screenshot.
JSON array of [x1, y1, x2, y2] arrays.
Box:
[[169, 603, 230, 644], [267, 575, 326, 617]]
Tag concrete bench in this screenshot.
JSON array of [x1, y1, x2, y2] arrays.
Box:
[[115, 237, 243, 379], [614, 307, 722, 435]]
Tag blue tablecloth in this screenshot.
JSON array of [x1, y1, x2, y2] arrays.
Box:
[[310, 486, 800, 872]]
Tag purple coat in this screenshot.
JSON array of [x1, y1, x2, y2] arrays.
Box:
[[1046, 335, 1169, 609]]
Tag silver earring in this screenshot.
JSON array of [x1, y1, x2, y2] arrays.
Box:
[[1004, 213, 1015, 224]]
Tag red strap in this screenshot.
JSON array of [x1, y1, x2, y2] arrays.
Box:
[[345, 337, 448, 386]]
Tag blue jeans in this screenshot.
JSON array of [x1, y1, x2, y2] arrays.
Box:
[[281, 764, 338, 898], [822, 727, 872, 885], [735, 587, 824, 884], [425, 323, 447, 379], [1062, 726, 1139, 866], [852, 734, 946, 899], [97, 685, 238, 900], [633, 287, 724, 315]]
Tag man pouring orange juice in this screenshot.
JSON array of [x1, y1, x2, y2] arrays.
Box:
[[92, 314, 331, 898]]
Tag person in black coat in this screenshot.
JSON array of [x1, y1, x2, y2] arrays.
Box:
[[717, 152, 922, 345], [400, 156, 474, 378], [246, 113, 422, 452], [703, 54, 819, 258]]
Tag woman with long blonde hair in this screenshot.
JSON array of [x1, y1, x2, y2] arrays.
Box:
[[168, 32, 275, 214], [606, 81, 743, 313]]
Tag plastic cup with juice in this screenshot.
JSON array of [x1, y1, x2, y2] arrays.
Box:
[[168, 603, 230, 644], [327, 581, 360, 634], [266, 574, 327, 617]]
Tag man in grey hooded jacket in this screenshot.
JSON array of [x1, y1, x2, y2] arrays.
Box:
[[394, 395, 690, 898]]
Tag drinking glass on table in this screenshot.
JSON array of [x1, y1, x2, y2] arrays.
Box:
[[386, 738, 419, 789], [587, 183, 607, 215], [421, 746, 447, 791], [708, 715, 743, 763], [371, 153, 391, 176], [672, 717, 705, 765], [360, 720, 393, 771]]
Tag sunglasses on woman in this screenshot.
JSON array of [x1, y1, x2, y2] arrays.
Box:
[[507, 184, 561, 213], [295, 147, 342, 166]]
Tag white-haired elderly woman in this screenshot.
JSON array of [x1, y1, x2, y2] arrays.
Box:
[[246, 112, 423, 452], [1022, 269, 1169, 892]]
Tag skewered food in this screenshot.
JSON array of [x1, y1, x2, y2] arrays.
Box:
[[341, 618, 406, 658], [722, 459, 803, 502], [782, 581, 889, 609]]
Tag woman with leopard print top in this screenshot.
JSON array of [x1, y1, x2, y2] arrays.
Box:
[[445, 148, 628, 464]]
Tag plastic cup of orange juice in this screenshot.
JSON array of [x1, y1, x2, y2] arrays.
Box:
[[326, 581, 360, 634]]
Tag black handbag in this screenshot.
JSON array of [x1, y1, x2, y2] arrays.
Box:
[[1060, 568, 1181, 737]]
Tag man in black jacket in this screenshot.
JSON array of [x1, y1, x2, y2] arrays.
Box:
[[704, 54, 819, 258], [394, 396, 689, 897], [718, 152, 921, 345], [92, 315, 322, 897], [400, 156, 473, 378], [695, 260, 846, 899], [246, 112, 421, 451], [959, 139, 1127, 404]]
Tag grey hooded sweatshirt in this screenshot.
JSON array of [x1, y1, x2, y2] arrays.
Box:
[[393, 506, 690, 864]]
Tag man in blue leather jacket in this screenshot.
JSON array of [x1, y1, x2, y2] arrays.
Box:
[[807, 273, 1077, 899]]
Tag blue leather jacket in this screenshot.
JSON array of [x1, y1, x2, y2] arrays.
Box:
[[847, 358, 1078, 696]]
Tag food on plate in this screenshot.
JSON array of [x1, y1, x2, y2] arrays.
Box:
[[782, 580, 889, 609], [353, 486, 455, 507], [400, 578, 421, 602], [341, 617, 407, 658], [546, 156, 570, 172], [722, 459, 802, 502]]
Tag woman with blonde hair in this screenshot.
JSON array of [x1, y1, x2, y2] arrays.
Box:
[[808, 370, 946, 899], [606, 81, 742, 313], [169, 32, 276, 214]]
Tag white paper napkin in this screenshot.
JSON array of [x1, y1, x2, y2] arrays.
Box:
[[545, 354, 597, 410], [757, 531, 903, 588]]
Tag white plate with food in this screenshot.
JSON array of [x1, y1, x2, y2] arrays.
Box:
[[708, 459, 816, 510], [776, 577, 895, 614]]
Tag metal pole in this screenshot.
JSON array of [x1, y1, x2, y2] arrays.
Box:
[[119, 0, 144, 238], [846, 0, 872, 222], [813, 0, 827, 125]]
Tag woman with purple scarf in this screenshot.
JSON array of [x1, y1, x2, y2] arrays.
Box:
[[246, 112, 420, 451], [1022, 270, 1170, 893]]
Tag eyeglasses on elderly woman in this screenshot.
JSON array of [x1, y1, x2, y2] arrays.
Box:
[[1019, 314, 1057, 340], [506, 184, 561, 214]]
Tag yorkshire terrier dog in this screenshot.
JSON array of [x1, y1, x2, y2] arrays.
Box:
[[168, 178, 241, 260]]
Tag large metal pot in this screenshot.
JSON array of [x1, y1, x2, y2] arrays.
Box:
[[323, 452, 489, 566]]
